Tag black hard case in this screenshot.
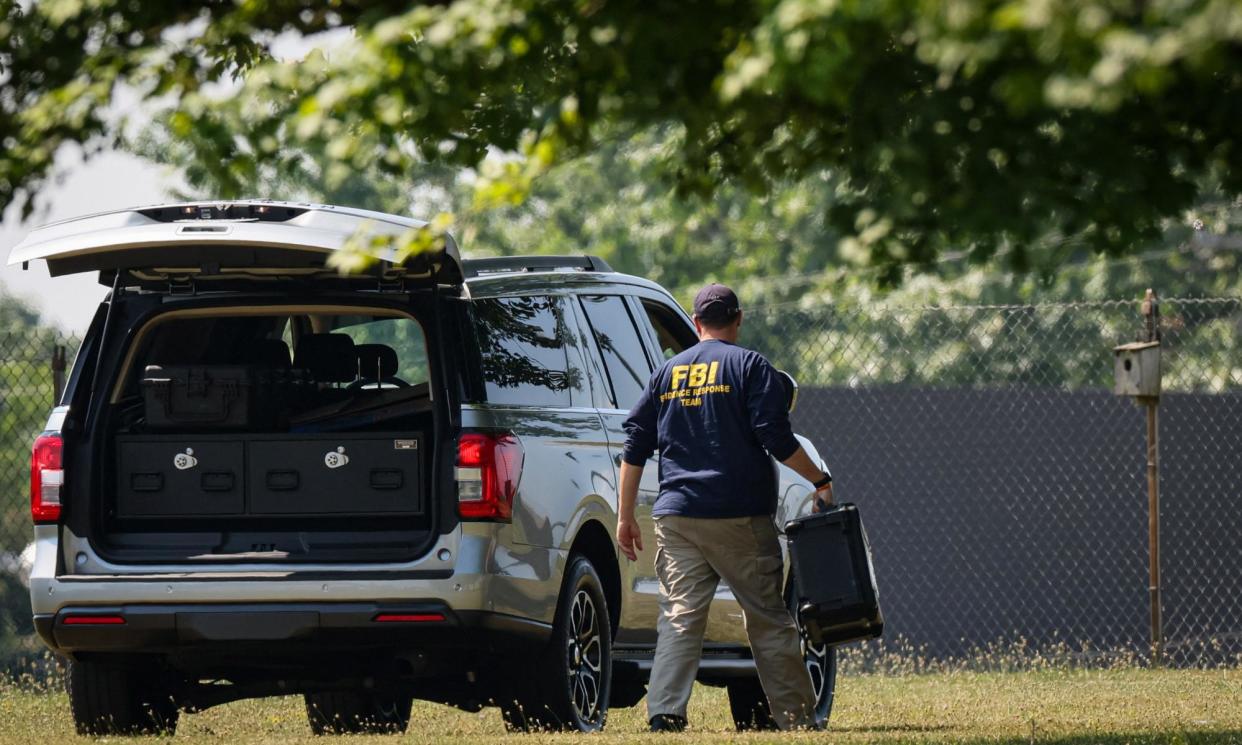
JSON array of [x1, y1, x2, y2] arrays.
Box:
[[115, 433, 422, 519], [784, 503, 884, 646], [141, 365, 257, 430]]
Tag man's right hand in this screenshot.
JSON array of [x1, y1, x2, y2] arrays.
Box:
[[616, 518, 644, 561]]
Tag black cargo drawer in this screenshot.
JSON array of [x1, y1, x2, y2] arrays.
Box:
[[248, 434, 422, 516], [116, 438, 245, 517]]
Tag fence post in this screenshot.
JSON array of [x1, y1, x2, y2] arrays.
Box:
[[51, 344, 67, 405], [1112, 289, 1164, 665], [1140, 290, 1163, 666]]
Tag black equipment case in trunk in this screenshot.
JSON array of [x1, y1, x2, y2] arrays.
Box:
[[141, 365, 258, 430], [784, 502, 884, 646]]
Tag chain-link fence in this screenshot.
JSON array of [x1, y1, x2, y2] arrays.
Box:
[[0, 329, 74, 668], [0, 296, 1238, 668], [747, 295, 1242, 666]]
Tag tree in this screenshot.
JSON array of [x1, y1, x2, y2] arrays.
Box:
[[3, 1, 1241, 278], [135, 109, 1242, 305], [135, 108, 1242, 395]]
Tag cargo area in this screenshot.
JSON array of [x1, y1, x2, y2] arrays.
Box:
[[91, 304, 441, 563]]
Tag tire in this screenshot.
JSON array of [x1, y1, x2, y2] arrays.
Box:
[[68, 658, 179, 736], [727, 596, 837, 731], [500, 554, 611, 732], [304, 690, 413, 734]]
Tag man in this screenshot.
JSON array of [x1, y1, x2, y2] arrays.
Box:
[[616, 283, 835, 732]]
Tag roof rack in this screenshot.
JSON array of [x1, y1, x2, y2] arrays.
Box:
[[462, 255, 614, 278]]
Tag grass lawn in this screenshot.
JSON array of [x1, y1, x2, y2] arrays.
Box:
[[1, 669, 1239, 743]]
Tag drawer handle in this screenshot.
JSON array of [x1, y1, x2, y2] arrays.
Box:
[[266, 470, 300, 491], [130, 473, 164, 492], [370, 469, 403, 490], [200, 472, 235, 492]]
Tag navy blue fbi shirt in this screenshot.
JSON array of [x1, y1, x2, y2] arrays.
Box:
[[622, 339, 801, 518]]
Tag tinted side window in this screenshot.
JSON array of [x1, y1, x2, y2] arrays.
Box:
[[472, 296, 578, 407], [639, 299, 698, 361], [579, 295, 652, 410]]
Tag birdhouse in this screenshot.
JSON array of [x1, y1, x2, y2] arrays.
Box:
[[1113, 341, 1161, 397]]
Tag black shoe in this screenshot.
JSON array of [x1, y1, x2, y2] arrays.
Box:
[[649, 714, 688, 732]]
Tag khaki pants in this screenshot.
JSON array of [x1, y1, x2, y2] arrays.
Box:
[[646, 514, 816, 729]]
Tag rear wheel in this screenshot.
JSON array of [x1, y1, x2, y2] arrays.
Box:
[[727, 597, 837, 730], [799, 605, 837, 726], [68, 658, 179, 736], [500, 554, 611, 732], [304, 690, 413, 734]]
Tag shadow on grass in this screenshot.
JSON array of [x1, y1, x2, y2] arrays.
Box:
[[830, 730, 1242, 745], [833, 723, 956, 733]]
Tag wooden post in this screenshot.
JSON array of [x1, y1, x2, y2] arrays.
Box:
[[1140, 289, 1162, 666], [51, 345, 67, 405]]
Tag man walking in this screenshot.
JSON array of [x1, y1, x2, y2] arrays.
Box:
[[616, 283, 835, 732]]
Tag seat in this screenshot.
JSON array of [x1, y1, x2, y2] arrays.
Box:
[[354, 344, 400, 387], [293, 334, 357, 384], [245, 338, 292, 370]]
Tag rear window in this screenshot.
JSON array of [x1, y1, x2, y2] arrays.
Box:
[[471, 296, 582, 407], [114, 309, 432, 433], [135, 313, 429, 388], [326, 315, 430, 385]]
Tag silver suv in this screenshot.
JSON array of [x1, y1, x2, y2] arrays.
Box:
[[13, 201, 835, 735]]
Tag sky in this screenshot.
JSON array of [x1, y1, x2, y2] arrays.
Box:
[[0, 29, 347, 334], [0, 150, 177, 333]]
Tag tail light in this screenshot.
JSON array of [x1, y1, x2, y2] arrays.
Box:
[[31, 433, 63, 524], [456, 432, 523, 521], [62, 614, 125, 626], [372, 613, 446, 623]]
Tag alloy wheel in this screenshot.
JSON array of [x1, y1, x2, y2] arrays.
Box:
[[798, 611, 831, 705], [566, 589, 603, 723]]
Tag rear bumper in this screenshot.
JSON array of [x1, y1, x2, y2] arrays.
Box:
[[30, 526, 567, 644], [35, 602, 549, 655]]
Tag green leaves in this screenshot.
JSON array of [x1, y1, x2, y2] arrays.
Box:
[[3, 0, 1239, 275]]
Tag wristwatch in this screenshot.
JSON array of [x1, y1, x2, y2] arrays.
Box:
[[811, 473, 833, 490]]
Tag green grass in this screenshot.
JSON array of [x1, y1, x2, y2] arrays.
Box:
[[1, 669, 1239, 743]]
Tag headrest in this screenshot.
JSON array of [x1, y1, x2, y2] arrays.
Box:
[[245, 338, 292, 369], [293, 333, 357, 382], [355, 344, 398, 379]]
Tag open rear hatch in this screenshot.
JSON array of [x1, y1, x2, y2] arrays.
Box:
[[10, 201, 463, 564], [7, 200, 463, 288]]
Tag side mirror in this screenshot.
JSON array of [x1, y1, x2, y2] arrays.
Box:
[[777, 370, 799, 414]]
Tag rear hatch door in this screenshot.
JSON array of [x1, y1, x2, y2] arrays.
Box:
[[7, 201, 463, 287]]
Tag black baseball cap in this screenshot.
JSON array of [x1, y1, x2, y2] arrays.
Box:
[[693, 283, 741, 325]]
